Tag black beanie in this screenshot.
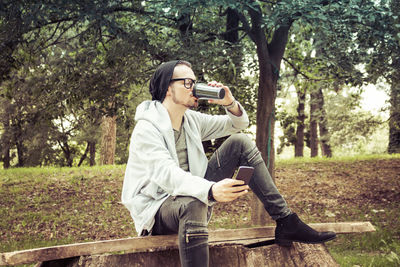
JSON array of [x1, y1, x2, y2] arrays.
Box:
[[149, 60, 180, 102]]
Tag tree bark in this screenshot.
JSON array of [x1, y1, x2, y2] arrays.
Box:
[[388, 80, 400, 153], [244, 5, 291, 225], [57, 140, 73, 167], [15, 140, 25, 167], [295, 85, 306, 157], [1, 114, 11, 169], [252, 43, 277, 225], [77, 143, 90, 167], [77, 141, 96, 167], [2, 145, 10, 169], [251, 35, 277, 226], [387, 0, 400, 153], [57, 243, 338, 267], [224, 8, 240, 43], [309, 87, 319, 157], [89, 141, 96, 166], [100, 116, 117, 165], [315, 88, 332, 157]]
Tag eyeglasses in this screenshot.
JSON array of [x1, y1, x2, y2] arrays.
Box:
[[170, 78, 196, 89]]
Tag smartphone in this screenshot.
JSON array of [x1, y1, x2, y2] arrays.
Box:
[[232, 166, 254, 185]]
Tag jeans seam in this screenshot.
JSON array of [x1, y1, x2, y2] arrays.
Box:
[[248, 149, 260, 163], [184, 221, 208, 244], [249, 146, 266, 165], [216, 149, 221, 168]]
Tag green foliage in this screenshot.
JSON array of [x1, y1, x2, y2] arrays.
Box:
[[1, 0, 397, 167], [0, 0, 261, 168], [324, 88, 384, 151], [276, 110, 297, 154], [276, 0, 395, 157], [0, 7, 160, 167], [275, 83, 385, 157], [0, 60, 60, 167]]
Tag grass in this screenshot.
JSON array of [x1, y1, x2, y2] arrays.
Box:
[[1, 154, 400, 266], [326, 203, 400, 266], [0, 164, 125, 182], [276, 154, 400, 266], [0, 165, 132, 253], [276, 153, 400, 166], [276, 155, 400, 266]]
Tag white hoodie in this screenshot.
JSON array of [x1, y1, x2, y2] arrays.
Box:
[[121, 100, 249, 235]]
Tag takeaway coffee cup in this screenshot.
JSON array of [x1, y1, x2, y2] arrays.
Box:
[[193, 83, 225, 99]]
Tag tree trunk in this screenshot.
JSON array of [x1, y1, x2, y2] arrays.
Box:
[[3, 146, 10, 169], [57, 140, 73, 167], [2, 114, 11, 169], [77, 143, 90, 167], [309, 87, 319, 157], [295, 85, 306, 157], [63, 143, 73, 167], [51, 243, 338, 267], [315, 88, 332, 157], [13, 120, 25, 167], [15, 140, 25, 167], [234, 5, 292, 225], [100, 116, 117, 165], [89, 141, 96, 166], [224, 8, 239, 43], [247, 10, 291, 224], [251, 37, 277, 226], [388, 81, 400, 153]]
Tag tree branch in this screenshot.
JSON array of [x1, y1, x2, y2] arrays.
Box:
[[232, 9, 255, 42], [283, 57, 358, 83], [200, 26, 246, 43], [282, 57, 321, 81], [268, 25, 292, 64], [77, 142, 90, 167], [258, 0, 278, 3]]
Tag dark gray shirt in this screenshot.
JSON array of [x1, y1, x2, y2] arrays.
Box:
[[174, 125, 189, 171]]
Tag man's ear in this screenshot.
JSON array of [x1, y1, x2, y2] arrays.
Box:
[[165, 86, 172, 96]]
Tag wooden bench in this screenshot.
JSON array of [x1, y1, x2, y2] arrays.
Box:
[[0, 222, 375, 267]]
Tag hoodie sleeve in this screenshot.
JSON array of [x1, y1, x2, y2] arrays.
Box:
[[189, 101, 249, 141], [128, 120, 215, 205]]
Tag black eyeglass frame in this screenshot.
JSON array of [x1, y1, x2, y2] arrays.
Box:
[[170, 78, 197, 89]]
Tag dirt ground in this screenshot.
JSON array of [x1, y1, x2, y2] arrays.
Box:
[[1, 158, 399, 250], [212, 158, 400, 228]]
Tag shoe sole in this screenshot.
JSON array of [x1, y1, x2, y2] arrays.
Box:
[[275, 235, 337, 247]]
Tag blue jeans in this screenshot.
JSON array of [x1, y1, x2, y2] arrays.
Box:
[[152, 133, 291, 267]]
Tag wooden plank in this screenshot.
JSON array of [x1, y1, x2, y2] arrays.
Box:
[[305, 221, 376, 234], [0, 221, 375, 266], [209, 221, 375, 242]]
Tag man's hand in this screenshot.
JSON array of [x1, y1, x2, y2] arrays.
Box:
[[206, 81, 242, 116], [206, 81, 234, 106], [211, 179, 249, 202]]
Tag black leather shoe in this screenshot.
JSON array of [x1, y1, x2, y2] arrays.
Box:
[[275, 213, 336, 246]]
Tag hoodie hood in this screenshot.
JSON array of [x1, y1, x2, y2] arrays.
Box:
[[134, 100, 172, 134]]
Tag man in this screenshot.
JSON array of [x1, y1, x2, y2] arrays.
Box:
[[121, 60, 336, 267]]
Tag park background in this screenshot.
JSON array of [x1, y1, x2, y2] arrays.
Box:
[[0, 0, 399, 266]]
